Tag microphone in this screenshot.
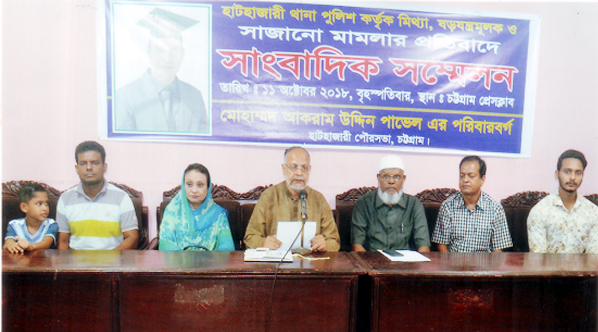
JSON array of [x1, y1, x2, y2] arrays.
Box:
[[292, 190, 311, 255], [299, 190, 307, 221]]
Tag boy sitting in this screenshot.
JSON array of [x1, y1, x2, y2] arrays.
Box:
[[3, 183, 58, 253]]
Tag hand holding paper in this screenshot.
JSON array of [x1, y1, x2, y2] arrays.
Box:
[[276, 221, 316, 252]]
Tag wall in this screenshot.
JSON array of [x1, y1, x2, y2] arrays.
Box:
[[3, 0, 597, 239]]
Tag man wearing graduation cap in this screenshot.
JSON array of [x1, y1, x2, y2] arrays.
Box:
[[351, 155, 431, 253], [115, 8, 209, 133]]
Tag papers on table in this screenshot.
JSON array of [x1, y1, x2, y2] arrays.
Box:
[[378, 249, 431, 262], [276, 221, 316, 252], [244, 248, 293, 262]]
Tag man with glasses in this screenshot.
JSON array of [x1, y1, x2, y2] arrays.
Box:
[[244, 146, 340, 252], [352, 155, 430, 252]]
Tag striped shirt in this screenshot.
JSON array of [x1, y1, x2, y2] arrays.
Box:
[[56, 181, 138, 249], [432, 191, 513, 252], [5, 218, 58, 248]]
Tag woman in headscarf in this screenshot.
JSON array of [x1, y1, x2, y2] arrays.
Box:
[[159, 163, 235, 250]]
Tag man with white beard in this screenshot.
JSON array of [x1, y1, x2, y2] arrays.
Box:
[[351, 155, 430, 253], [243, 147, 340, 252]]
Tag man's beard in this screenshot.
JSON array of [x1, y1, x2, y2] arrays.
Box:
[[285, 173, 307, 191], [378, 187, 402, 205]]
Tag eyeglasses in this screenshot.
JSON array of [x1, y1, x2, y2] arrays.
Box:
[[379, 174, 404, 182], [284, 164, 311, 173]]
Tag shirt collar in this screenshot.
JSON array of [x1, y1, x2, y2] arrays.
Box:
[[457, 191, 489, 210], [553, 191, 583, 211]]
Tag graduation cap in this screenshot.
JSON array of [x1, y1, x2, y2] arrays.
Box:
[[137, 8, 199, 40]]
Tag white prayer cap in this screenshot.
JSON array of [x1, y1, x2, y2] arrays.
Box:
[[379, 155, 405, 172]]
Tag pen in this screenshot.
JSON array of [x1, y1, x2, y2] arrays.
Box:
[[401, 223, 404, 234]]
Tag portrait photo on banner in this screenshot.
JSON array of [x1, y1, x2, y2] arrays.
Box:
[[111, 3, 212, 136]]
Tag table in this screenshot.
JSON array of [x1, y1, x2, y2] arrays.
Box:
[[352, 252, 598, 332], [3, 250, 365, 332]]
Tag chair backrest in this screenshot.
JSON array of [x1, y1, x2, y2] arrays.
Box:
[[501, 191, 549, 252], [585, 194, 598, 207], [155, 184, 271, 250], [2, 181, 62, 240], [335, 186, 376, 252], [109, 182, 150, 250], [415, 188, 459, 251]]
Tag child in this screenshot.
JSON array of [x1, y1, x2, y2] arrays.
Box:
[[3, 183, 58, 253]]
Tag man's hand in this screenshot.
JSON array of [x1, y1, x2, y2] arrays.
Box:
[[57, 233, 70, 250], [352, 244, 366, 252], [114, 229, 139, 250], [310, 234, 327, 252], [263, 235, 282, 250], [417, 246, 431, 253]]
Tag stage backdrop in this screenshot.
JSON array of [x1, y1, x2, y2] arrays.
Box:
[[98, 0, 541, 157]]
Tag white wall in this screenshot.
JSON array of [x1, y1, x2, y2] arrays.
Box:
[[3, 1, 597, 239]]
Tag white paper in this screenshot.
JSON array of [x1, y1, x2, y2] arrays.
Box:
[[244, 248, 293, 262], [277, 221, 316, 252], [377, 249, 431, 262]]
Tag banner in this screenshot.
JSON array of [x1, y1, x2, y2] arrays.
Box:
[[100, 0, 540, 157]]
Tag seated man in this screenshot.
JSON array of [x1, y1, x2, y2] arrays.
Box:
[[244, 146, 340, 252], [432, 156, 512, 252], [528, 149, 598, 253], [352, 155, 430, 253], [57, 141, 139, 250]]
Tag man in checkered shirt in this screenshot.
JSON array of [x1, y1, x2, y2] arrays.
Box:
[[432, 156, 512, 252]]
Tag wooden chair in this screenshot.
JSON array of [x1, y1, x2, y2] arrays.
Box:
[[2, 181, 62, 240], [415, 188, 460, 251], [585, 194, 598, 207], [335, 187, 376, 252], [109, 182, 150, 250], [500, 191, 549, 252]]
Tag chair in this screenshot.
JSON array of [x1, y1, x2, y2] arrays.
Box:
[[152, 184, 272, 250], [585, 194, 598, 207], [224, 184, 272, 247], [500, 191, 549, 252], [109, 182, 150, 250], [2, 181, 62, 240], [335, 186, 377, 252], [415, 188, 460, 251]]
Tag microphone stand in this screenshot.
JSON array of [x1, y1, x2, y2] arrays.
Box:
[[292, 190, 311, 255]]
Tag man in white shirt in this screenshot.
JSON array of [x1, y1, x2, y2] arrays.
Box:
[[528, 149, 598, 253]]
